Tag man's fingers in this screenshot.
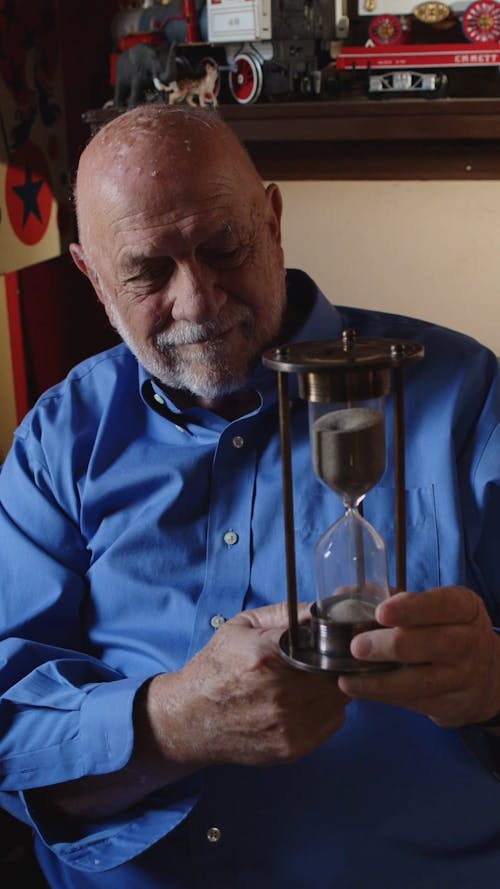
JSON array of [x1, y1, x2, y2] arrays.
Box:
[[351, 623, 474, 665], [377, 587, 481, 627], [230, 601, 311, 631]]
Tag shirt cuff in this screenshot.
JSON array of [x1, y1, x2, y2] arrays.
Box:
[[79, 677, 141, 773], [19, 678, 201, 870], [22, 780, 200, 871]]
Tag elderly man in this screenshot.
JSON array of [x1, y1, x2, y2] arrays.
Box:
[[0, 105, 499, 888]]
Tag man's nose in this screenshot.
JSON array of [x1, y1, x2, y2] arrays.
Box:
[[170, 263, 227, 323]]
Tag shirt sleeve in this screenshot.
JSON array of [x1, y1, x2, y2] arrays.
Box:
[[0, 424, 199, 869], [0, 427, 138, 787]]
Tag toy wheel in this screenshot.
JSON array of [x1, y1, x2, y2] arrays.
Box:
[[369, 14, 404, 45], [229, 53, 263, 104], [462, 0, 500, 41]]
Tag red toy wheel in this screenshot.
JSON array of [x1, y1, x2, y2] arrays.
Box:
[[369, 14, 404, 45], [229, 53, 263, 105], [462, 0, 500, 41]]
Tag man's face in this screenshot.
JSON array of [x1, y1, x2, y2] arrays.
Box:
[[85, 152, 286, 400]]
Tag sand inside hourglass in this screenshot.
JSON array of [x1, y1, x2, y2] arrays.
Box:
[[325, 595, 376, 623], [312, 406, 386, 502]]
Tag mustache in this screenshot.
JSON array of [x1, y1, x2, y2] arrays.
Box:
[[155, 306, 254, 347]]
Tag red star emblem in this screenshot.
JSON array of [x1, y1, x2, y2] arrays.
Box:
[[6, 141, 53, 245]]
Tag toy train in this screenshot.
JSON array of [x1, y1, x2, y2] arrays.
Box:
[[109, 0, 500, 102]]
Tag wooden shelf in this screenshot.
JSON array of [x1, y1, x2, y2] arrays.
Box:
[[83, 97, 500, 179], [219, 98, 500, 179], [220, 97, 500, 142]]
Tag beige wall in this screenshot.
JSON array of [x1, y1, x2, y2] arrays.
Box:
[[278, 180, 500, 356]]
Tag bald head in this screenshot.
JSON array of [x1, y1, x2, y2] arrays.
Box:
[[81, 104, 251, 157], [74, 106, 262, 264]]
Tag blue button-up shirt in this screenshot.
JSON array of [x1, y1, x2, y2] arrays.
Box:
[[1, 269, 500, 888]]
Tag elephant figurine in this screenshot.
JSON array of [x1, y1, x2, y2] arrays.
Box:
[[114, 41, 178, 108]]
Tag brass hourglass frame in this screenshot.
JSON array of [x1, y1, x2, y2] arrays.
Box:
[[262, 330, 425, 674]]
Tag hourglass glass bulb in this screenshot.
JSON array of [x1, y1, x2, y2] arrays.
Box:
[[312, 507, 391, 671], [310, 402, 391, 671]]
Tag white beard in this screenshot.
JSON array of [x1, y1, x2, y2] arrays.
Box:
[[106, 300, 283, 399]]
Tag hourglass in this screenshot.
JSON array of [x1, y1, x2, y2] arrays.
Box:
[[262, 330, 424, 674]]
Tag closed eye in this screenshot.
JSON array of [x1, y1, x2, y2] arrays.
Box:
[[199, 245, 249, 268], [123, 257, 175, 287]]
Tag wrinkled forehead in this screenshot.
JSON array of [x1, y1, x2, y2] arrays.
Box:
[[75, 110, 264, 258], [78, 109, 254, 198], [76, 111, 261, 237]]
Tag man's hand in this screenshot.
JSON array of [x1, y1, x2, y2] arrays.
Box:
[[145, 601, 350, 771], [337, 586, 500, 728], [37, 602, 350, 821]]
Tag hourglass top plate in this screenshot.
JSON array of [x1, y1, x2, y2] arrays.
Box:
[[262, 336, 425, 374]]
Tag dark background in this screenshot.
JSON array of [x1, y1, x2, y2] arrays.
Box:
[[13, 0, 122, 408]]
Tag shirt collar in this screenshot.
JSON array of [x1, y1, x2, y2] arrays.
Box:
[[138, 269, 343, 423]]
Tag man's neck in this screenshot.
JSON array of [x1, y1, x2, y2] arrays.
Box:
[[163, 386, 261, 421]]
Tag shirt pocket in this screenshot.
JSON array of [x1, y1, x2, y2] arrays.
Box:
[[364, 484, 439, 592]]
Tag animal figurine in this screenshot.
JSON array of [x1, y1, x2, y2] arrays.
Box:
[[114, 41, 178, 108], [156, 61, 219, 107]]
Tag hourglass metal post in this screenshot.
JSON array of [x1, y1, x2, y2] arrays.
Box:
[[263, 332, 425, 674]]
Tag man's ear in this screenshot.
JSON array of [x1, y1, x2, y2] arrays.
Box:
[[69, 243, 106, 305], [265, 183, 283, 245]]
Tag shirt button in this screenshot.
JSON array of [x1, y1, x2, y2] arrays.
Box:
[[232, 435, 244, 448], [210, 614, 226, 629], [207, 826, 222, 843], [223, 530, 238, 546], [153, 392, 165, 405]]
